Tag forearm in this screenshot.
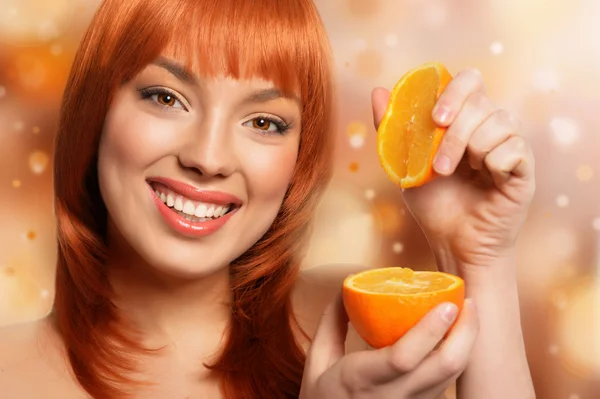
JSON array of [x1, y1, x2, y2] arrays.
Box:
[[435, 249, 535, 399]]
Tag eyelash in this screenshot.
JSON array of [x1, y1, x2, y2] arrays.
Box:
[[139, 87, 188, 111], [248, 114, 292, 135], [138, 87, 292, 135]]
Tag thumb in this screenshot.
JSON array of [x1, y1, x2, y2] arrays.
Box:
[[304, 293, 349, 382], [372, 87, 391, 130]]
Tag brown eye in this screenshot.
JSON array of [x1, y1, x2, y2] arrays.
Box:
[[157, 93, 176, 107], [139, 87, 187, 111], [252, 118, 271, 130]]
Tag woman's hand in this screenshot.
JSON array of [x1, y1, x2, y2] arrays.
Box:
[[299, 296, 479, 399], [371, 68, 535, 273]]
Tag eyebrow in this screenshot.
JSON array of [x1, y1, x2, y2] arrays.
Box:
[[151, 57, 197, 85], [244, 88, 299, 105], [150, 57, 300, 104]]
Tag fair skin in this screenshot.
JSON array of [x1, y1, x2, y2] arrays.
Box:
[[300, 70, 536, 398], [0, 60, 535, 398]]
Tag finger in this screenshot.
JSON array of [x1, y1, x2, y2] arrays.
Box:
[[372, 87, 391, 130], [409, 299, 479, 386], [432, 68, 487, 127], [340, 302, 459, 386], [467, 109, 518, 171], [483, 135, 534, 188], [433, 91, 496, 175], [386, 302, 460, 379], [304, 293, 349, 381]]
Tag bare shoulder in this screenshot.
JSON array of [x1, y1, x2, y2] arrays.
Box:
[[293, 263, 373, 352], [0, 317, 87, 398]]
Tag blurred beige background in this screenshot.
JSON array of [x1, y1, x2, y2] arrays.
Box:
[[1, 0, 599, 398]]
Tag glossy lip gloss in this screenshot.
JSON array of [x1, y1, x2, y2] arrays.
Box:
[[146, 177, 242, 238]]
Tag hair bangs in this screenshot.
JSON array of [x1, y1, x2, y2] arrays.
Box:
[[162, 0, 326, 99]]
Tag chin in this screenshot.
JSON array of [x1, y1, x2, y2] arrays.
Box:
[[139, 241, 234, 281]]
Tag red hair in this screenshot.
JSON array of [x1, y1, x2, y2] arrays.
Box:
[[52, 0, 335, 398]]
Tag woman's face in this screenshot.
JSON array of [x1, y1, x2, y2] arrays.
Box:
[[97, 55, 301, 278]]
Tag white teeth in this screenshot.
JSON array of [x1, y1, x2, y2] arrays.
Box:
[[195, 203, 207, 218], [183, 201, 195, 215], [154, 186, 234, 220], [174, 196, 184, 211]]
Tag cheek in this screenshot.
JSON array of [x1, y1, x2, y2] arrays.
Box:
[[98, 100, 180, 179], [242, 141, 298, 200]]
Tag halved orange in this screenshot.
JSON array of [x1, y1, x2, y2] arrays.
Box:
[[342, 267, 464, 349], [377, 62, 452, 188]]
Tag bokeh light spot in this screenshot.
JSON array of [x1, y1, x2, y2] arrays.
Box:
[[548, 345, 559, 356], [26, 230, 36, 240], [556, 195, 569, 208], [3, 266, 16, 277], [32, 126, 40, 134], [392, 242, 404, 254], [12, 179, 21, 188], [29, 150, 49, 174], [365, 189, 375, 200], [349, 162, 359, 172], [490, 41, 504, 55], [347, 122, 367, 149], [13, 120, 24, 131], [533, 66, 560, 93], [349, 134, 365, 149], [576, 165, 593, 182], [549, 117, 580, 148], [346, 121, 367, 137]]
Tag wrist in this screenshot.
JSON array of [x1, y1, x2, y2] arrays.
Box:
[[431, 242, 517, 281]]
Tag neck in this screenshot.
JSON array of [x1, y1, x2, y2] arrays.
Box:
[[106, 249, 232, 361]]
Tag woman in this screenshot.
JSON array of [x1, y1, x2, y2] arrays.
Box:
[[0, 0, 536, 398]]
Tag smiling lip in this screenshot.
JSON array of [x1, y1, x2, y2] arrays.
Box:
[[146, 177, 242, 238], [146, 176, 242, 206]]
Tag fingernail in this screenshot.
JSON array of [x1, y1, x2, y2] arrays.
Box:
[[434, 106, 451, 124], [440, 303, 458, 324], [434, 154, 452, 174]]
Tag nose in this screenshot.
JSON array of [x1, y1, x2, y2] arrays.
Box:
[[177, 116, 237, 178]]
